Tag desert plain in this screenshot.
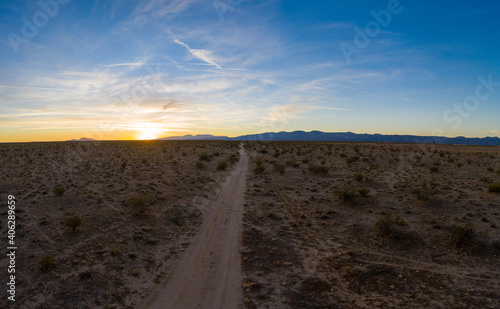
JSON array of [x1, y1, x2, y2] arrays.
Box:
[[0, 140, 499, 308]]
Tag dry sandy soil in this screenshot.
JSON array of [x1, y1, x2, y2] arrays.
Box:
[[143, 145, 247, 309], [0, 140, 241, 308], [0, 140, 499, 309], [241, 142, 500, 308]]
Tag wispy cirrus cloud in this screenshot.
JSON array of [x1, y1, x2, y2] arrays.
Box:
[[174, 39, 222, 69]]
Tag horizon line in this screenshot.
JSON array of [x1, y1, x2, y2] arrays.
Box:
[[2, 130, 500, 144]]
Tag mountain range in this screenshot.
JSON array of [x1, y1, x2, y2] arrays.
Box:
[[157, 131, 500, 146]]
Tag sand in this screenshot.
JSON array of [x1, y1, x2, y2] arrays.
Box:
[[1, 140, 499, 308], [143, 145, 247, 309]]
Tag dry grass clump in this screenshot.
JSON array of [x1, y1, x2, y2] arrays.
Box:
[[334, 185, 358, 204], [39, 256, 56, 270], [64, 216, 82, 232], [449, 222, 476, 248], [53, 185, 65, 196], [487, 182, 500, 193], [196, 161, 205, 170], [376, 213, 405, 237], [228, 153, 239, 164], [274, 163, 286, 175], [217, 160, 228, 171], [412, 182, 437, 202], [354, 173, 363, 181], [254, 164, 265, 174], [309, 165, 328, 174], [128, 194, 147, 216]]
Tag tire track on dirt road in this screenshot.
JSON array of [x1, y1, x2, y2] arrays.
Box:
[[144, 145, 248, 309]]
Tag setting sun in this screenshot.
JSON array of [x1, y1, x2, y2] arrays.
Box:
[[136, 123, 165, 140]]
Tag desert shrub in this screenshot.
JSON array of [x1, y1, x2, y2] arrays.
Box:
[[487, 183, 500, 193], [339, 153, 347, 158], [354, 173, 363, 182], [53, 185, 65, 197], [228, 153, 239, 164], [274, 164, 286, 175], [376, 213, 405, 237], [346, 156, 359, 164], [217, 160, 228, 171], [121, 162, 127, 168], [357, 188, 369, 197], [412, 187, 437, 202], [450, 222, 476, 248], [39, 256, 56, 269], [199, 154, 211, 162], [334, 186, 358, 204], [285, 158, 297, 166], [254, 164, 265, 174], [309, 165, 329, 174], [487, 167, 493, 172], [196, 161, 205, 170], [128, 195, 147, 215], [167, 205, 195, 226], [65, 216, 82, 232], [301, 158, 310, 164], [83, 162, 91, 171], [429, 166, 439, 173]]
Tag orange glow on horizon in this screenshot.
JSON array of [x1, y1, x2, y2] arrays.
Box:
[[135, 123, 167, 140]]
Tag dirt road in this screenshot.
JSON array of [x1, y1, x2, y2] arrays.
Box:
[[144, 146, 248, 309]]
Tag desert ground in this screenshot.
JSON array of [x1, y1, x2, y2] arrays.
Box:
[[0, 140, 240, 308], [0, 140, 499, 308], [241, 142, 500, 308]]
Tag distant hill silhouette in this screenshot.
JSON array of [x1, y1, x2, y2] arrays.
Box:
[[67, 138, 97, 142], [158, 134, 229, 141], [157, 131, 500, 146]]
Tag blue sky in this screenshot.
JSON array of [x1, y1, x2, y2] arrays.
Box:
[[1, 0, 499, 141]]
